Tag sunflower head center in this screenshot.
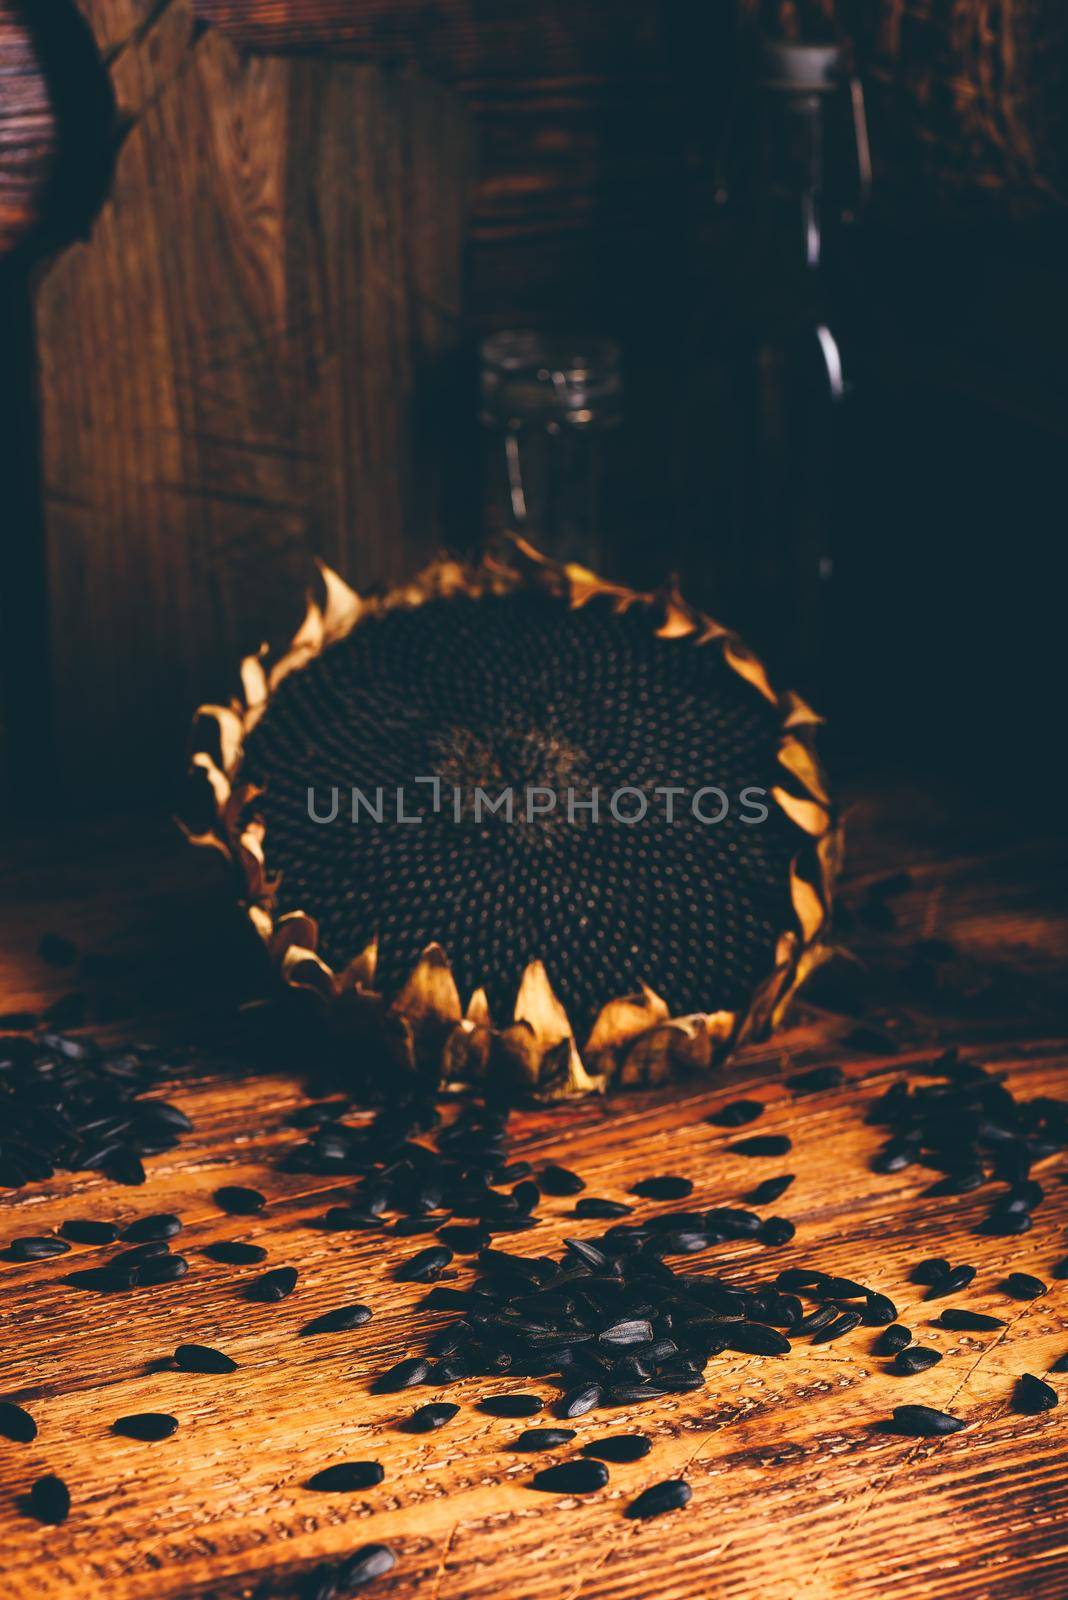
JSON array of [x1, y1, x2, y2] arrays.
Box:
[[429, 720, 591, 835]]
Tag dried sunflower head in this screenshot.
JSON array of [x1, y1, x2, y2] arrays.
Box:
[[186, 540, 839, 1098]]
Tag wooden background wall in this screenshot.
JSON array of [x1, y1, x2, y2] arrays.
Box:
[[0, 0, 1065, 809]]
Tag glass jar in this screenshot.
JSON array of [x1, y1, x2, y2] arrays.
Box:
[[479, 331, 623, 572]]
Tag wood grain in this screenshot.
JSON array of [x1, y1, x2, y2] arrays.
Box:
[[1, 783, 1067, 1598], [34, 0, 474, 800]]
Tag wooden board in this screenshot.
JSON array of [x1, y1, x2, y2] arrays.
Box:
[[1, 781, 1067, 1598]]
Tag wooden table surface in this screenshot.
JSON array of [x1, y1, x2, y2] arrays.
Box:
[[2, 781, 1067, 1600]]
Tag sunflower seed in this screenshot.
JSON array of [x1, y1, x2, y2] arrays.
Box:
[[874, 1324, 912, 1355], [406, 1402, 459, 1432], [626, 1478, 692, 1518], [9, 1236, 70, 1261], [59, 1220, 120, 1246], [924, 1264, 975, 1299], [938, 1309, 1005, 1332], [203, 1241, 268, 1265], [573, 1198, 632, 1219], [246, 1266, 298, 1301], [556, 1383, 603, 1417], [122, 1213, 182, 1242], [531, 1459, 609, 1493], [890, 1405, 966, 1437], [581, 1434, 651, 1463], [630, 1176, 693, 1200], [396, 1246, 452, 1283], [0, 1401, 37, 1442], [726, 1323, 791, 1356], [811, 1311, 862, 1344], [893, 1346, 943, 1375], [511, 1427, 577, 1451], [1014, 1373, 1058, 1413], [27, 1475, 70, 1524], [1003, 1272, 1046, 1300], [301, 1305, 373, 1335], [214, 1186, 266, 1215], [478, 1393, 542, 1417], [786, 1066, 844, 1094], [373, 1357, 430, 1393], [175, 1343, 237, 1373], [707, 1100, 764, 1127], [113, 1412, 179, 1441], [539, 1165, 585, 1195], [732, 1135, 791, 1157], [746, 1175, 795, 1205], [306, 1462, 385, 1491]]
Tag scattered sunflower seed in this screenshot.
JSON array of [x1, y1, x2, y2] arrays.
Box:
[[1014, 1374, 1058, 1414], [625, 1478, 692, 1519], [581, 1434, 651, 1463], [113, 1413, 178, 1441], [893, 1347, 943, 1375], [27, 1475, 70, 1524], [306, 1462, 384, 1491], [1003, 1272, 1047, 1300], [301, 1305, 373, 1335], [0, 1401, 37, 1442], [174, 1343, 237, 1374], [531, 1459, 609, 1494], [889, 1405, 966, 1437]]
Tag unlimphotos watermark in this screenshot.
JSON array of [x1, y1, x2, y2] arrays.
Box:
[[306, 779, 770, 827]]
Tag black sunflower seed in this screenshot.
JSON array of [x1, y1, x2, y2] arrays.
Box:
[[393, 1216, 444, 1236], [203, 1241, 269, 1265], [707, 1100, 764, 1127], [1014, 1373, 1058, 1414], [214, 1186, 266, 1215], [573, 1198, 632, 1220], [122, 1213, 182, 1243], [104, 1149, 146, 1186], [746, 1175, 795, 1205], [889, 1405, 966, 1437], [9, 1236, 70, 1261], [396, 1246, 453, 1283], [132, 1253, 189, 1286], [1003, 1272, 1047, 1300], [478, 1393, 543, 1417], [27, 1474, 70, 1524], [796, 1305, 840, 1336], [626, 1478, 692, 1519], [599, 1320, 654, 1348], [938, 1309, 1005, 1332], [1052, 1257, 1068, 1281], [818, 1276, 869, 1298], [861, 1293, 898, 1326], [301, 1305, 373, 1335], [563, 1237, 612, 1272], [0, 1401, 37, 1442], [373, 1357, 430, 1393], [924, 1264, 975, 1300], [630, 1176, 693, 1201], [175, 1343, 237, 1373], [59, 1220, 120, 1246], [581, 1434, 651, 1463], [406, 1402, 459, 1432], [512, 1427, 577, 1451], [556, 1383, 603, 1417], [113, 1412, 179, 1441], [531, 1459, 609, 1494], [912, 1258, 951, 1286], [726, 1323, 791, 1356], [775, 1268, 824, 1291], [336, 1544, 398, 1593], [785, 1066, 844, 1094], [321, 1207, 384, 1232], [811, 1311, 862, 1344], [1049, 1353, 1068, 1374], [437, 1224, 490, 1253], [306, 1461, 385, 1491], [874, 1324, 912, 1355], [540, 1165, 585, 1196], [760, 1216, 795, 1246], [893, 1346, 943, 1375], [731, 1135, 791, 1157], [246, 1266, 298, 1301]]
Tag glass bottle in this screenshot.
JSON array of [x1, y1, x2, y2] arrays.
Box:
[[479, 331, 623, 573], [709, 33, 870, 708]]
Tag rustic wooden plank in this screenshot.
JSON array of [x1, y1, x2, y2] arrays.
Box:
[[1, 786, 1067, 1597], [33, 0, 473, 800]]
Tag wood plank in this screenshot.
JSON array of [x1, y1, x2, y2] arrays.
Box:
[[34, 0, 473, 800], [1, 784, 1066, 1597]]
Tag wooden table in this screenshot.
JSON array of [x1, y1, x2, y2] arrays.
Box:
[[2, 782, 1067, 1600]]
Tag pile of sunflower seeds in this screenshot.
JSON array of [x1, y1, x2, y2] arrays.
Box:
[[2, 1029, 1066, 1595]]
